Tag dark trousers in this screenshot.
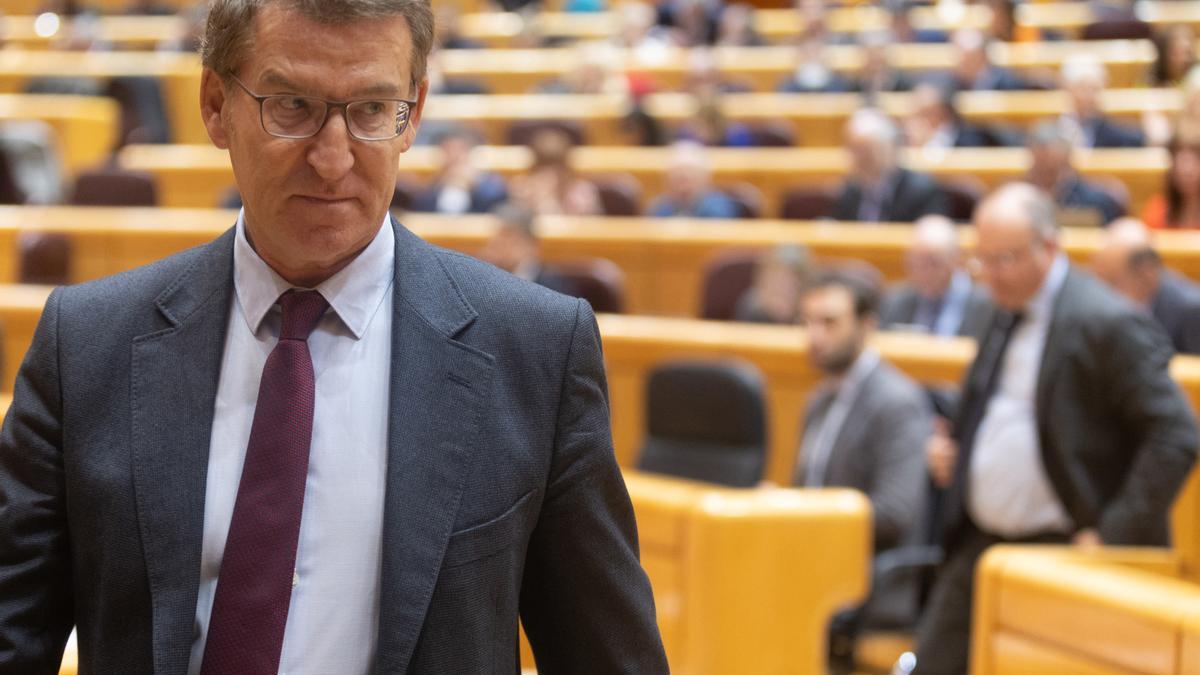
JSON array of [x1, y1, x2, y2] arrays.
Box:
[[912, 522, 1068, 674]]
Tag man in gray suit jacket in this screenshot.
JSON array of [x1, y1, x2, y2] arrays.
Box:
[[796, 271, 932, 632], [916, 184, 1198, 674], [1093, 218, 1200, 355], [878, 215, 994, 341], [0, 1, 667, 673]]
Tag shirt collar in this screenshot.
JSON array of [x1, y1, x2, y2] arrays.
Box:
[[1023, 253, 1069, 321], [233, 209, 395, 339]]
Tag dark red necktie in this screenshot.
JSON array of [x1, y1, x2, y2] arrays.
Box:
[[200, 290, 329, 675]]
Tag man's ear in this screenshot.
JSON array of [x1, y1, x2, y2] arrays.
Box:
[[200, 68, 231, 150], [397, 76, 431, 153]]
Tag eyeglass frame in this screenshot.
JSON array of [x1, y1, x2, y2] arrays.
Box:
[[227, 74, 419, 142]]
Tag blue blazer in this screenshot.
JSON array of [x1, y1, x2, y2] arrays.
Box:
[[0, 220, 667, 674]]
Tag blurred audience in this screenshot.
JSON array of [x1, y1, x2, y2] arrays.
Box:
[[1093, 218, 1200, 355], [886, 0, 947, 44], [675, 95, 753, 147], [796, 270, 932, 633], [648, 141, 739, 218], [734, 244, 812, 324], [1142, 120, 1200, 229], [510, 127, 602, 216], [1148, 25, 1197, 89], [411, 128, 508, 215], [879, 215, 993, 340], [433, 5, 484, 51], [715, 3, 763, 47], [855, 31, 913, 103], [1058, 55, 1145, 149], [944, 29, 1037, 92], [832, 108, 948, 222], [903, 81, 997, 150], [1025, 121, 1125, 227], [915, 183, 1198, 674], [478, 203, 579, 296], [777, 37, 857, 94], [539, 43, 628, 95]]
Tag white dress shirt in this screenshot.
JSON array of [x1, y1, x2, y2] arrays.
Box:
[[187, 212, 394, 675], [968, 254, 1074, 538]]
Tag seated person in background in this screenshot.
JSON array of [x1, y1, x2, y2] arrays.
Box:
[[432, 4, 483, 50], [944, 29, 1038, 91], [675, 98, 754, 147], [734, 244, 813, 324], [537, 43, 629, 95], [904, 81, 998, 150], [1093, 218, 1200, 355], [648, 141, 740, 218], [832, 108, 948, 222], [879, 215, 993, 340], [411, 128, 508, 215], [1147, 25, 1197, 88], [855, 31, 913, 103], [887, 0, 948, 44], [1142, 120, 1200, 229], [795, 271, 932, 630], [715, 3, 764, 47], [1058, 55, 1145, 149], [1025, 121, 1125, 227], [478, 203, 578, 297], [510, 127, 603, 216], [777, 36, 857, 94]]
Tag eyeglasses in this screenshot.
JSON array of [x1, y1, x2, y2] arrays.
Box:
[[230, 75, 417, 142]]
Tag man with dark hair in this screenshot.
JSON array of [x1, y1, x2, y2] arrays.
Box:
[[411, 126, 508, 214], [796, 270, 932, 635], [478, 202, 578, 297], [0, 1, 668, 673], [1092, 217, 1200, 355], [915, 183, 1197, 674]]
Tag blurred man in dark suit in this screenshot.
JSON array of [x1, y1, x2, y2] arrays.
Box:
[[1093, 217, 1200, 355], [1059, 55, 1145, 148], [879, 215, 994, 340], [1026, 121, 1125, 227], [914, 183, 1198, 674], [832, 109, 948, 223]]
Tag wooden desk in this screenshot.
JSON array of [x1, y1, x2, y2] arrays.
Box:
[[0, 93, 118, 173], [0, 51, 205, 145], [4, 0, 197, 13], [596, 314, 1200, 485], [420, 88, 1178, 147], [438, 40, 1155, 93], [1017, 2, 1200, 39], [4, 207, 1200, 319], [1, 15, 186, 51], [117, 143, 1170, 217]]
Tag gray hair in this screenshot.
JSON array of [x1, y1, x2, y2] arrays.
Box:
[[201, 0, 435, 87], [986, 182, 1060, 242]]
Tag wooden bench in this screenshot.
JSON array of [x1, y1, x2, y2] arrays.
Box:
[[0, 15, 186, 51], [2, 207, 1200, 320], [115, 143, 1170, 216], [0, 51, 205, 144]]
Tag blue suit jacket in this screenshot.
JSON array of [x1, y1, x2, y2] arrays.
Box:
[[0, 220, 667, 673]]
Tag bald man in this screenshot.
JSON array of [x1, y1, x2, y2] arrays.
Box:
[[878, 215, 994, 340], [831, 109, 948, 223], [1093, 218, 1200, 355], [915, 183, 1198, 674]]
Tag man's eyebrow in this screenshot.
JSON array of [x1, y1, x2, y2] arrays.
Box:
[[257, 71, 406, 99]]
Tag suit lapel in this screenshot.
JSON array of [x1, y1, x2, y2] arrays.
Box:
[[373, 221, 495, 674], [130, 229, 236, 675]]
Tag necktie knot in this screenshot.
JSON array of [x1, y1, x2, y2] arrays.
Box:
[[279, 290, 328, 341]]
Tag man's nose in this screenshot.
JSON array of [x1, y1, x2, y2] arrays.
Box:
[[306, 110, 355, 182]]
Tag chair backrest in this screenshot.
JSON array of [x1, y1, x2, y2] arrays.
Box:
[[637, 360, 767, 487], [0, 145, 24, 205], [594, 173, 643, 216], [105, 76, 172, 148], [780, 187, 835, 220], [18, 231, 72, 286], [749, 122, 797, 148], [542, 257, 626, 314], [700, 251, 759, 321], [71, 167, 158, 207], [1082, 18, 1152, 41], [504, 119, 587, 147], [938, 177, 985, 223]]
